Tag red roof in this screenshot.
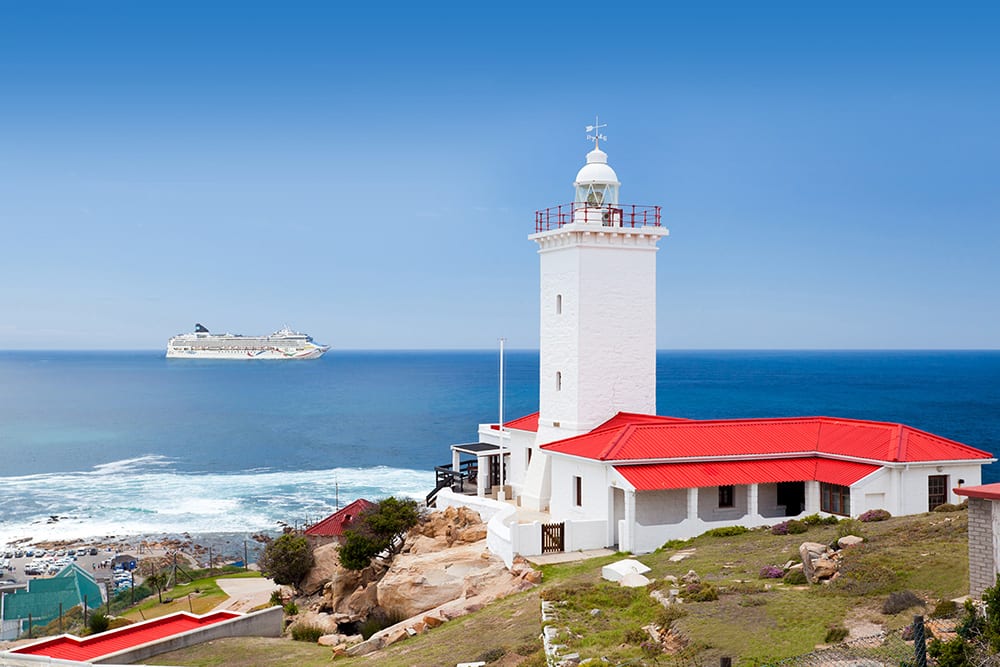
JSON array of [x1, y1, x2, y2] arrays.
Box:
[[305, 498, 375, 537], [616, 457, 880, 491], [541, 415, 992, 464], [492, 412, 539, 432], [12, 611, 240, 662], [954, 483, 1000, 501]]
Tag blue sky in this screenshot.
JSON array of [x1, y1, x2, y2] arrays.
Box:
[[1, 1, 998, 350]]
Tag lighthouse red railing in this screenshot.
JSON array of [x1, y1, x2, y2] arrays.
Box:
[[534, 203, 662, 233]]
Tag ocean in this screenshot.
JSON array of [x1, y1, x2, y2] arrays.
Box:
[[1, 350, 998, 554]]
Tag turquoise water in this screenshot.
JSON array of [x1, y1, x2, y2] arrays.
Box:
[[0, 350, 997, 545]]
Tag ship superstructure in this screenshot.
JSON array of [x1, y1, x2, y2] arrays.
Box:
[[166, 324, 329, 359]]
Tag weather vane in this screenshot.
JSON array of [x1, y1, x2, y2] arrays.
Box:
[[585, 115, 607, 150]]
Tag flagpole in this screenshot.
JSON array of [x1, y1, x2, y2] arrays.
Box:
[[499, 337, 506, 492]]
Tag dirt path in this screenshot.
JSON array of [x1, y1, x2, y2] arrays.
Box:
[[213, 577, 281, 612]]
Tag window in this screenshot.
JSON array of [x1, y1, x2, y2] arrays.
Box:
[[526, 448, 533, 466], [718, 485, 734, 508], [556, 294, 562, 314], [928, 475, 948, 511], [820, 483, 851, 516], [556, 371, 562, 391], [574, 476, 582, 507]]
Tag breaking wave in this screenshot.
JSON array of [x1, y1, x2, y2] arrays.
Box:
[[0, 457, 434, 546]]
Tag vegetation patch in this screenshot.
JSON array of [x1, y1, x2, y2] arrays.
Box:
[[858, 509, 891, 522], [882, 590, 924, 615], [702, 526, 749, 537], [290, 623, 325, 642]]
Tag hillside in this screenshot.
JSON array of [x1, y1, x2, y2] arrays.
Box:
[[153, 509, 970, 666]]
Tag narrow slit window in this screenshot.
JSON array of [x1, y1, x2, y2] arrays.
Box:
[[556, 371, 562, 391], [556, 294, 562, 314], [574, 476, 582, 507]]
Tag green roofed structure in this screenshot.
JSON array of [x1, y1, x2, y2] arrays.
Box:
[[1, 564, 103, 638]]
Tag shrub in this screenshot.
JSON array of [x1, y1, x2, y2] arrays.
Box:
[[476, 647, 507, 663], [624, 627, 648, 644], [87, 612, 110, 635], [703, 526, 749, 537], [825, 625, 849, 643], [290, 623, 325, 642], [783, 570, 808, 585], [859, 509, 891, 522], [883, 590, 924, 615], [259, 533, 315, 588], [656, 605, 687, 628], [836, 519, 864, 539], [771, 521, 790, 535], [802, 513, 824, 525], [685, 582, 718, 602], [339, 497, 421, 570], [932, 600, 959, 618], [662, 538, 691, 550], [283, 601, 299, 616], [759, 565, 784, 579], [786, 519, 808, 534], [933, 503, 965, 513]]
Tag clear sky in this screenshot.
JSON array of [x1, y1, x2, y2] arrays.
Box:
[[1, 1, 998, 350]]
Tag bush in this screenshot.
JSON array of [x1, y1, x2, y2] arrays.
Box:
[[290, 623, 325, 642], [476, 646, 507, 663], [783, 570, 808, 585], [87, 612, 110, 635], [836, 519, 864, 539], [825, 625, 849, 643], [858, 509, 891, 522], [283, 601, 299, 616], [258, 533, 315, 589], [656, 605, 686, 627], [933, 503, 965, 513], [932, 600, 959, 618], [339, 497, 421, 570], [662, 538, 691, 550], [771, 521, 790, 535], [624, 627, 648, 644], [685, 582, 718, 602], [759, 565, 785, 579], [786, 519, 808, 534], [703, 526, 749, 537], [883, 590, 924, 615]]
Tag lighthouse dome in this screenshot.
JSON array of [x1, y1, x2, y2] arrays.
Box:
[[574, 148, 620, 186]]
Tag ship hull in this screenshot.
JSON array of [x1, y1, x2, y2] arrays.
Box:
[[166, 346, 328, 360]]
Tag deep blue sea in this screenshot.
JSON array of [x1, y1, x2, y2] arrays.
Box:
[[1, 350, 998, 551]]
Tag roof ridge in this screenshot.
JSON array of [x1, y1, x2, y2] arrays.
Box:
[[599, 425, 637, 459]]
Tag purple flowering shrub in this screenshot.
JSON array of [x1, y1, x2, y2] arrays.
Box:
[[858, 509, 891, 522], [759, 565, 785, 579]]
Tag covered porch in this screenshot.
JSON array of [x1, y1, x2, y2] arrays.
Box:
[[427, 442, 511, 507]]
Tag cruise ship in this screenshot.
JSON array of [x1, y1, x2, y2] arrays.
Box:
[[166, 324, 330, 359]]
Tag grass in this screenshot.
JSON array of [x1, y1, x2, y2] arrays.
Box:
[[152, 511, 970, 666], [122, 570, 262, 621]]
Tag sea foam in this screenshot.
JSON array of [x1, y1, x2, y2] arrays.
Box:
[[0, 456, 435, 546]]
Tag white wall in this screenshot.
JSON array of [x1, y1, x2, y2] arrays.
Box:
[[533, 226, 665, 444], [548, 457, 612, 521]]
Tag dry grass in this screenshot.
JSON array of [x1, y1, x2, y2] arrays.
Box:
[[154, 511, 970, 666]]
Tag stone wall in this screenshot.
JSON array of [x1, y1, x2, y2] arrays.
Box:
[[968, 497, 996, 598]]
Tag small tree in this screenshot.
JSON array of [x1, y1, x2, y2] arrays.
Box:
[[144, 571, 168, 603], [339, 497, 420, 570], [258, 533, 315, 589]]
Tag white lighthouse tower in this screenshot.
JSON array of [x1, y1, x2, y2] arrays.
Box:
[[530, 121, 669, 445]]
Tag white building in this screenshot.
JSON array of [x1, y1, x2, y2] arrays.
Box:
[[431, 129, 995, 566]]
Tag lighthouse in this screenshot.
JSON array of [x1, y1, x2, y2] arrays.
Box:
[[530, 121, 669, 445]]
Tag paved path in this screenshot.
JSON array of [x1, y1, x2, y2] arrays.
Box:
[[213, 577, 281, 612]]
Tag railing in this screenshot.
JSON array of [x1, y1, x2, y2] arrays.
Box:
[[534, 203, 662, 232], [426, 460, 478, 507]]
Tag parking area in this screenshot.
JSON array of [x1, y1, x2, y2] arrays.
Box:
[[1, 544, 139, 594]]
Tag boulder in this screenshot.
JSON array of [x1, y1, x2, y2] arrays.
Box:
[[302, 543, 345, 595], [811, 557, 839, 581], [377, 543, 507, 618], [838, 535, 864, 548], [681, 570, 700, 585]]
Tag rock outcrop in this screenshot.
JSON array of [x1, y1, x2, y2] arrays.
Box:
[[798, 535, 864, 583], [306, 504, 540, 647]]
